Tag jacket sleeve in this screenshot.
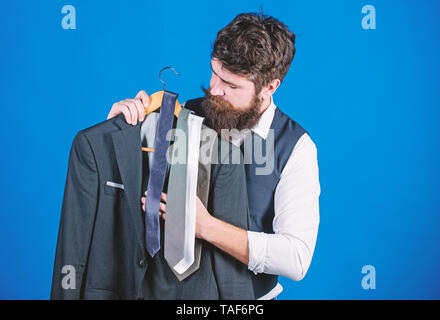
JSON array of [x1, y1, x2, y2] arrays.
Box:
[[209, 142, 255, 300], [50, 131, 99, 300]]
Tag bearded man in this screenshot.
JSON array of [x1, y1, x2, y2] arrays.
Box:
[[107, 12, 321, 300]]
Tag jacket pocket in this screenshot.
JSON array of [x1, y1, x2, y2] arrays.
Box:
[[104, 181, 124, 198], [83, 288, 120, 300]]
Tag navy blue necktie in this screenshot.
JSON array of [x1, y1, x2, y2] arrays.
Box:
[[145, 91, 177, 257]]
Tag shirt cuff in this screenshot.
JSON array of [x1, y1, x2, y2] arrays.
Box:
[[247, 231, 268, 275]]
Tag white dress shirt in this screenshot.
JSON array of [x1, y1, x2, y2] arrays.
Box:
[[230, 97, 321, 300]]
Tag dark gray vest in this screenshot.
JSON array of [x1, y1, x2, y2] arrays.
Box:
[[185, 98, 307, 299]]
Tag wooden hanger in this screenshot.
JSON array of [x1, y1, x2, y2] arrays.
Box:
[[142, 67, 182, 153], [144, 90, 182, 118]]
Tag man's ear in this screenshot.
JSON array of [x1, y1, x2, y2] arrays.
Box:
[[261, 79, 281, 99]]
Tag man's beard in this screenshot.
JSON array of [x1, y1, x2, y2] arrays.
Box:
[[201, 87, 263, 136]]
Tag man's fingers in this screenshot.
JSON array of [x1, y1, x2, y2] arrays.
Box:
[[107, 91, 147, 124], [114, 101, 136, 125], [127, 98, 145, 122], [142, 191, 166, 214], [121, 100, 139, 125], [141, 197, 145, 211], [108, 102, 128, 120], [135, 90, 150, 109], [120, 107, 132, 125], [107, 103, 117, 120], [141, 193, 165, 215], [143, 191, 166, 203], [107, 102, 119, 120]]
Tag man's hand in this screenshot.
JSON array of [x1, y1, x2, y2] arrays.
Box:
[[194, 196, 214, 240], [140, 191, 214, 239], [141, 190, 168, 220], [107, 90, 149, 125]]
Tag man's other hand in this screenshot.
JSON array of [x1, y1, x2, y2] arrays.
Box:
[[107, 90, 149, 125]]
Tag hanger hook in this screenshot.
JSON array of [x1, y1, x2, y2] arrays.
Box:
[[159, 66, 180, 91]]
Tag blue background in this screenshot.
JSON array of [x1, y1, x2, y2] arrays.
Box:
[[1, 0, 439, 299]]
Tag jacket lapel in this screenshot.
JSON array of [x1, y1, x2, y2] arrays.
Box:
[[111, 116, 145, 251]]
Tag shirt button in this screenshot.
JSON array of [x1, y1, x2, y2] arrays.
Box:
[[139, 259, 145, 267]]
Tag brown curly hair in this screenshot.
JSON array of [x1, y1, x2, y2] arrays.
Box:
[[212, 12, 296, 94]]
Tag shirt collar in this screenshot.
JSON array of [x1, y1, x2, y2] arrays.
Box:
[[251, 95, 276, 140]]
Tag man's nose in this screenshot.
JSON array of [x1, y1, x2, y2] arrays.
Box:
[[210, 78, 224, 96]]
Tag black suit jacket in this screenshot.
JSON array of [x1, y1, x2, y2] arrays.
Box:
[[51, 113, 254, 300]]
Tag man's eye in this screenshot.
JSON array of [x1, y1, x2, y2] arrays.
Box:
[[229, 85, 238, 89]]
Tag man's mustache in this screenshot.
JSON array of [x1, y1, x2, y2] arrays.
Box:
[[201, 87, 238, 111]]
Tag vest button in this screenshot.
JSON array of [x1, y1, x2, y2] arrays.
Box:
[[139, 259, 145, 267]]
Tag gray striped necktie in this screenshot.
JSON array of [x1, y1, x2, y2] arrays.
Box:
[[165, 108, 204, 280]]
